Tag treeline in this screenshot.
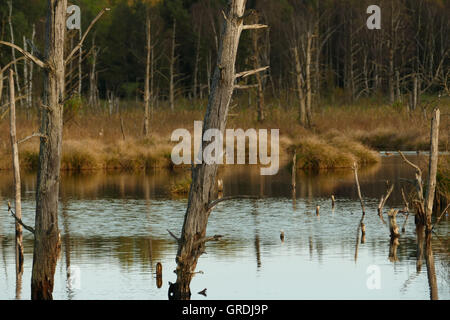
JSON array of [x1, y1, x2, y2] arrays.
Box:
[[1, 0, 449, 119]]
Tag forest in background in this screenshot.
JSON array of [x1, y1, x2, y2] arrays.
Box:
[[1, 0, 449, 111], [0, 0, 449, 173]]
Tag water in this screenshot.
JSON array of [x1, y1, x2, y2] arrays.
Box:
[[0, 154, 448, 300]]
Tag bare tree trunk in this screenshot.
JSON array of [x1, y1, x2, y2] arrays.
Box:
[[7, 1, 21, 101], [23, 37, 29, 109], [424, 108, 440, 233], [169, 0, 265, 300], [78, 28, 82, 96], [424, 232, 438, 300], [89, 36, 98, 108], [389, 46, 395, 104], [293, 46, 306, 126], [28, 24, 36, 111], [306, 32, 313, 127], [395, 70, 401, 102], [251, 13, 264, 122], [9, 69, 24, 277], [193, 27, 201, 100], [31, 0, 67, 300], [169, 19, 176, 112], [143, 12, 151, 136], [413, 73, 419, 110], [0, 69, 3, 104]]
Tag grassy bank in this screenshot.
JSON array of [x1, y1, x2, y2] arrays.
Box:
[[0, 95, 448, 172]]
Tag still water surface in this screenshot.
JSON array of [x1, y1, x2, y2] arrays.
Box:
[[0, 154, 448, 299]]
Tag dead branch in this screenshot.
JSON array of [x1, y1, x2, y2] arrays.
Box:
[[18, 133, 47, 145], [65, 8, 110, 65], [0, 41, 46, 68], [432, 203, 449, 231], [194, 235, 223, 247], [7, 202, 34, 234], [235, 66, 269, 79], [242, 24, 268, 30], [378, 182, 394, 215], [167, 229, 180, 243], [352, 162, 365, 215]]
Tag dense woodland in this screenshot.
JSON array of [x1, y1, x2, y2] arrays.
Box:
[[1, 0, 449, 126]]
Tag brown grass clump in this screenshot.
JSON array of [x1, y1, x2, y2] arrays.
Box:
[[293, 135, 380, 170]]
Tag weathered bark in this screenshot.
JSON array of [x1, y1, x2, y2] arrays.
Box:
[[424, 232, 438, 300], [9, 69, 24, 276], [424, 108, 440, 232], [143, 12, 151, 136], [169, 0, 258, 300], [31, 0, 67, 300]]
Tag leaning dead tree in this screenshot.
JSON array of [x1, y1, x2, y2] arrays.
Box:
[[399, 108, 440, 233], [0, 2, 109, 300], [168, 0, 268, 300]]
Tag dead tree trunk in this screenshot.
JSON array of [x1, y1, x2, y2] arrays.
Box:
[[28, 24, 36, 111], [305, 32, 313, 127], [251, 12, 264, 122], [9, 69, 24, 276], [168, 0, 267, 300], [424, 108, 440, 233], [192, 27, 201, 100], [77, 28, 82, 96], [293, 46, 306, 126], [30, 0, 68, 300], [7, 1, 21, 101], [143, 12, 151, 136]]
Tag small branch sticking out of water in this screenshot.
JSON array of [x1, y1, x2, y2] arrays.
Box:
[[167, 229, 180, 243], [7, 202, 34, 234], [378, 181, 394, 216], [352, 162, 365, 216]]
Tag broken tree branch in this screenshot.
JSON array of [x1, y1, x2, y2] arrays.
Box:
[[167, 229, 180, 243], [235, 66, 269, 79], [0, 41, 46, 68], [378, 182, 394, 215], [194, 235, 223, 247], [18, 133, 47, 145], [352, 162, 365, 215], [7, 202, 34, 234], [65, 8, 110, 65], [242, 24, 268, 30]]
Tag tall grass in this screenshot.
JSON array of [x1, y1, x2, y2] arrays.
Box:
[[0, 95, 447, 171]]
